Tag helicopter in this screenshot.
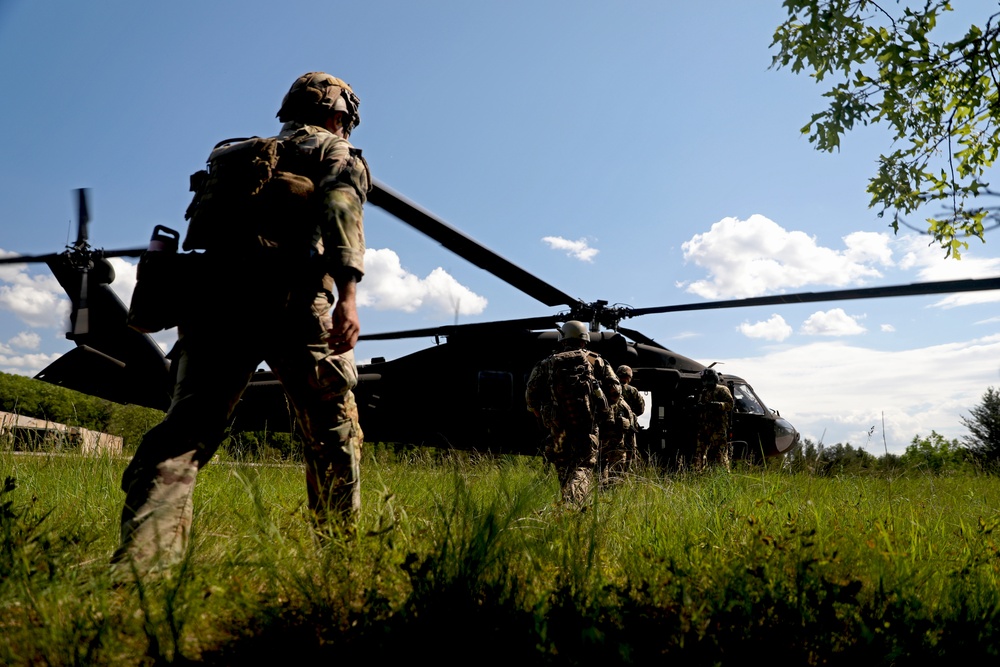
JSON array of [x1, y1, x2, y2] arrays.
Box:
[[3, 187, 1000, 463]]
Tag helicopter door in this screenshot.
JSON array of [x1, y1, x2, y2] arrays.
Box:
[[477, 370, 513, 411]]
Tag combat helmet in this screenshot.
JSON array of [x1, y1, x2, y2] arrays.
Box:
[[616, 365, 633, 380], [276, 72, 361, 136], [559, 320, 590, 344], [700, 367, 720, 386]]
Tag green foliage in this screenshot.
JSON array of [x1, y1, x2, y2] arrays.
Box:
[[0, 372, 164, 452], [961, 386, 1000, 465], [771, 1, 1000, 256], [0, 476, 90, 582], [899, 430, 971, 473], [221, 430, 301, 461], [783, 437, 881, 475], [5, 452, 1000, 663]]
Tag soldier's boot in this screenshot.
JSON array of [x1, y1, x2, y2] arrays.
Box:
[[306, 417, 363, 534], [563, 466, 593, 507], [111, 449, 199, 580]]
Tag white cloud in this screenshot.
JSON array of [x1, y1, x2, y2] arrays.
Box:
[[358, 248, 488, 316], [719, 334, 1000, 455], [541, 236, 598, 262], [679, 215, 894, 299], [0, 263, 70, 328], [0, 351, 63, 376], [800, 309, 867, 336], [9, 331, 40, 350], [106, 257, 138, 307], [895, 235, 1000, 307], [880, 324, 896, 333], [738, 314, 792, 341]]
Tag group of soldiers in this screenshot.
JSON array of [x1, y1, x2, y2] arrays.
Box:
[[526, 320, 733, 506], [109, 72, 734, 578]]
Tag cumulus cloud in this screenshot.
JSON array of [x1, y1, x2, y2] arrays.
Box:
[[800, 309, 867, 336], [0, 351, 63, 377], [719, 334, 1000, 454], [891, 235, 1000, 307], [678, 215, 894, 299], [358, 248, 488, 316], [106, 257, 138, 307], [880, 324, 896, 333], [541, 236, 598, 262], [0, 263, 70, 328], [738, 314, 793, 341], [9, 331, 40, 350]]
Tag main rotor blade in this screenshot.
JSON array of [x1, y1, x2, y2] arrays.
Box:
[[359, 314, 564, 342], [629, 276, 1000, 317], [0, 246, 147, 266], [101, 247, 147, 259], [0, 252, 63, 265], [367, 180, 579, 309]]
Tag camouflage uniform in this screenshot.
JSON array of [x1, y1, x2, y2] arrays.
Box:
[[620, 381, 645, 465], [599, 397, 635, 486], [526, 348, 620, 505], [692, 384, 734, 472], [621, 383, 645, 422], [112, 118, 370, 575]]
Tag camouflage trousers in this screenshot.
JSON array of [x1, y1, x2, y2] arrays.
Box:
[[599, 402, 637, 486], [544, 426, 598, 506], [599, 435, 637, 486], [693, 427, 731, 472], [111, 289, 362, 576]]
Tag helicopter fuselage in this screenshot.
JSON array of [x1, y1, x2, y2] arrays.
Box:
[[348, 329, 800, 462]]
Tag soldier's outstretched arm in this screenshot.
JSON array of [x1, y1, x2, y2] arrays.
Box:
[[327, 274, 359, 354]]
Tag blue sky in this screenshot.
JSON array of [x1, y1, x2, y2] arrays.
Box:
[[1, 1, 998, 454]]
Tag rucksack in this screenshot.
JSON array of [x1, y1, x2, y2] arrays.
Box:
[[182, 136, 316, 251], [548, 349, 607, 430]]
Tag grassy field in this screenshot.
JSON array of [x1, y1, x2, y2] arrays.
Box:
[[2, 446, 999, 665]]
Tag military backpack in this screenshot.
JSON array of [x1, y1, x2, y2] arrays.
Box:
[[548, 349, 609, 431], [183, 135, 316, 252]]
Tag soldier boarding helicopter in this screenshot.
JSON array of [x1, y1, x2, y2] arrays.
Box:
[[4, 187, 1000, 463]]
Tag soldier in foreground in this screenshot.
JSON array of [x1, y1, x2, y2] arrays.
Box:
[[691, 367, 734, 472], [526, 321, 621, 505], [112, 72, 371, 576]]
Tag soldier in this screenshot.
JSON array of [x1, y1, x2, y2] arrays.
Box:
[[692, 367, 734, 472], [616, 365, 645, 421], [525, 320, 621, 505], [112, 72, 371, 576], [598, 394, 635, 487], [616, 364, 645, 466]]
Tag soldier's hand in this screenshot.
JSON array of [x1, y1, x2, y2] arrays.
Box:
[[326, 298, 360, 354]]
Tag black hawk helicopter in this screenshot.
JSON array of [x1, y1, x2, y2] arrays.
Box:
[[4, 187, 1000, 463]]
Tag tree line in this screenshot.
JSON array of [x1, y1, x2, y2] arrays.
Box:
[[3, 370, 999, 469], [0, 372, 163, 453], [784, 387, 1000, 475]]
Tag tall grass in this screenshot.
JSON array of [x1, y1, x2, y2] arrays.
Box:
[[2, 449, 999, 664]]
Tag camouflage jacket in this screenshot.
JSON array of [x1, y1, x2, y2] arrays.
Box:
[[525, 348, 621, 429], [622, 383, 645, 418], [277, 121, 371, 282]]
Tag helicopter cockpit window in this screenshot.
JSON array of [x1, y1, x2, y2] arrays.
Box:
[[731, 383, 766, 415]]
